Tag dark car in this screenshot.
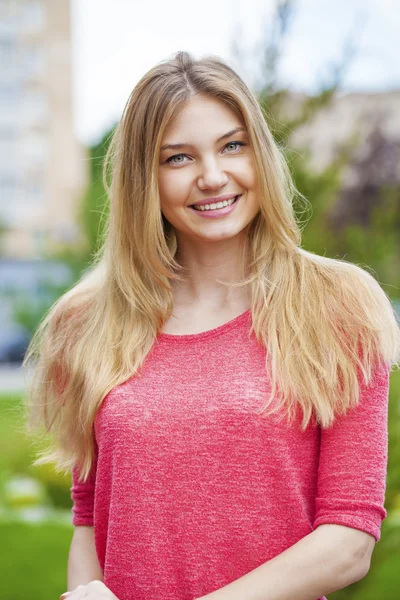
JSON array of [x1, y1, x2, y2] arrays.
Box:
[[0, 326, 31, 364]]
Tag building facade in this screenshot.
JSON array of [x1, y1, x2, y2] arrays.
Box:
[[0, 0, 88, 258]]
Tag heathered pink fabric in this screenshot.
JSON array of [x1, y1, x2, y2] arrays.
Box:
[[70, 308, 390, 600]]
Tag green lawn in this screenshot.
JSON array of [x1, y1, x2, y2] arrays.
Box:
[[1, 520, 72, 599]]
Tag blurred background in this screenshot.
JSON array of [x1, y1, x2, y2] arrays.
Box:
[[0, 0, 399, 598]]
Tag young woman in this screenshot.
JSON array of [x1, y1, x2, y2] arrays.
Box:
[[24, 51, 400, 600]]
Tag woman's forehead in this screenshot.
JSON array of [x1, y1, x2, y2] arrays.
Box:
[[165, 96, 243, 131], [162, 104, 246, 148]]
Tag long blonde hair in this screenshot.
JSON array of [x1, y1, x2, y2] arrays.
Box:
[[23, 50, 400, 482]]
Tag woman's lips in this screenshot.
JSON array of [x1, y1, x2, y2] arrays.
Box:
[[189, 194, 241, 218]]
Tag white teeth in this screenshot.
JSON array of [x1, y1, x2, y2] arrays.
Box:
[[193, 196, 239, 211]]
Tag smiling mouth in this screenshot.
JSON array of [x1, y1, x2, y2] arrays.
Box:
[[190, 195, 241, 212]]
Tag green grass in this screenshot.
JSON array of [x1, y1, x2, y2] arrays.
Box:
[[1, 521, 73, 599]]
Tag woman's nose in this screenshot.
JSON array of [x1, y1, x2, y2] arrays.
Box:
[[197, 159, 229, 189]]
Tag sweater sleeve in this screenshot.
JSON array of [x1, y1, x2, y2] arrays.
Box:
[[313, 361, 390, 542], [70, 450, 98, 527]]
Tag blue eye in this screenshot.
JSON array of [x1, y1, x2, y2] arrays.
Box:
[[225, 141, 244, 152], [165, 141, 245, 166], [166, 154, 187, 165]]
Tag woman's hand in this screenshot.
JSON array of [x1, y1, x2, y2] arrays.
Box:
[[60, 580, 119, 599]]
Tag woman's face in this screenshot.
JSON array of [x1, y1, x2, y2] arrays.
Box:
[[158, 95, 260, 244]]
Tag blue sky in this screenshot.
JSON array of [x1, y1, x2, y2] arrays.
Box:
[[71, 0, 399, 145]]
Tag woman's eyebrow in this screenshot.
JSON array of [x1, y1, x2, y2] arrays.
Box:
[[160, 127, 247, 152]]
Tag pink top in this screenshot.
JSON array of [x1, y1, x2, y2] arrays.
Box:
[[71, 308, 390, 600]]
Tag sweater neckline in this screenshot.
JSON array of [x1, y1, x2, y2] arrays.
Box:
[[157, 308, 251, 343]]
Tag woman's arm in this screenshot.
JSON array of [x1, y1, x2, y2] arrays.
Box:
[[195, 523, 371, 600], [197, 361, 389, 600], [67, 526, 103, 589]]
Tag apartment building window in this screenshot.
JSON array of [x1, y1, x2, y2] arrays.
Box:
[[23, 89, 47, 122], [23, 0, 45, 29], [0, 1, 19, 23], [25, 176, 44, 208], [0, 173, 43, 203], [22, 43, 45, 78], [0, 174, 19, 201], [0, 128, 17, 164], [0, 84, 20, 105], [0, 37, 17, 68], [0, 173, 43, 226], [0, 174, 21, 225], [23, 132, 48, 165]]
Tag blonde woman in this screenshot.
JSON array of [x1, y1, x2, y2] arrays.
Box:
[[24, 51, 400, 600]]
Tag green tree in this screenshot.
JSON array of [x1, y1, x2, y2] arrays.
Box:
[[50, 127, 115, 281], [77, 128, 115, 266]]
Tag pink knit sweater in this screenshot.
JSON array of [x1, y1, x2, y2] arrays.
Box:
[[70, 308, 390, 600]]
